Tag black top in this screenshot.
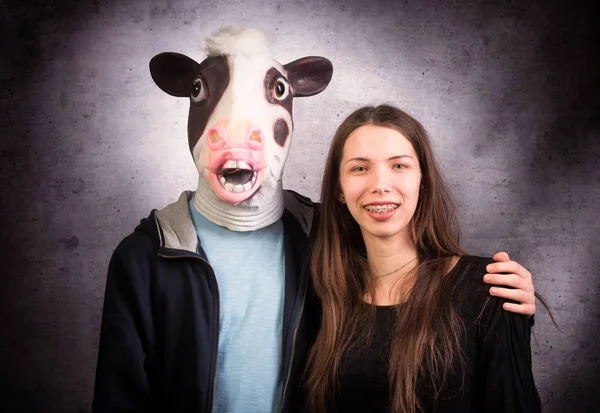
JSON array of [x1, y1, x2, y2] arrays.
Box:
[[334, 256, 541, 413]]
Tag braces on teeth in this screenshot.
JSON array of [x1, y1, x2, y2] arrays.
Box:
[[364, 204, 398, 213]]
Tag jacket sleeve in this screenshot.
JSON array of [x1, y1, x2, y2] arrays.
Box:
[[92, 241, 154, 413], [474, 295, 542, 413]]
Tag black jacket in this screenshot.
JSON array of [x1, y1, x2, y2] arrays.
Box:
[[92, 190, 320, 413]]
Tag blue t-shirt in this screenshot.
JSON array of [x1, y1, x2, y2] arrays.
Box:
[[189, 199, 286, 413]]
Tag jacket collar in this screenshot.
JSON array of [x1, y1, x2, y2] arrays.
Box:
[[154, 191, 198, 253]]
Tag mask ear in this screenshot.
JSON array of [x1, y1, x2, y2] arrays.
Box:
[[149, 52, 201, 97], [283, 56, 333, 97]]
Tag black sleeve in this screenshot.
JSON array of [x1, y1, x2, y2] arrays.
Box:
[[92, 242, 155, 413], [474, 295, 542, 413]]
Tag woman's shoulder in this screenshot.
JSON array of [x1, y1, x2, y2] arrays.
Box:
[[449, 255, 531, 332], [453, 254, 494, 270], [448, 255, 494, 290], [446, 255, 497, 319]]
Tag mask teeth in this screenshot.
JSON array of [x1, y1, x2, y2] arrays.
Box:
[[219, 171, 258, 192], [221, 160, 253, 172]]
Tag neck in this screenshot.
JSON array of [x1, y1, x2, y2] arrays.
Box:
[[193, 173, 284, 231], [364, 231, 418, 272], [362, 230, 419, 303]]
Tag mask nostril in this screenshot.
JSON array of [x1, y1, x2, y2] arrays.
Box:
[[246, 129, 264, 150], [249, 131, 262, 144], [206, 126, 227, 150], [210, 130, 221, 144]]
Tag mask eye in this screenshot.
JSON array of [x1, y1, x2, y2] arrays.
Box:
[[273, 77, 290, 100], [191, 77, 207, 102]]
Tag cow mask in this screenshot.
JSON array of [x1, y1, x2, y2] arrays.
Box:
[[150, 27, 333, 231]]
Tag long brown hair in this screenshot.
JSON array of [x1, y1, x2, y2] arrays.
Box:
[[305, 104, 467, 412]]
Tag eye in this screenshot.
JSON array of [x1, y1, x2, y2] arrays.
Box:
[[273, 77, 290, 100], [191, 77, 207, 102], [351, 166, 367, 172], [393, 164, 407, 170]]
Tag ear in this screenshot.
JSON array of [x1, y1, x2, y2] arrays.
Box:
[[149, 52, 201, 97], [283, 56, 333, 97]]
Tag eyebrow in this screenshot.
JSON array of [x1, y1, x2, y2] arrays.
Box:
[[345, 155, 414, 164]]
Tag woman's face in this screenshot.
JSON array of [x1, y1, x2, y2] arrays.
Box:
[[339, 124, 422, 242]]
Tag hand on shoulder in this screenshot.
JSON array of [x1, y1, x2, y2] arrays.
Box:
[[483, 252, 536, 317]]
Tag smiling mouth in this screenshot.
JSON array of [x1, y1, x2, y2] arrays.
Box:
[[364, 204, 399, 214], [217, 160, 258, 193]]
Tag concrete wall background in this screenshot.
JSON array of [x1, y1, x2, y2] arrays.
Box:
[[1, 0, 598, 411]]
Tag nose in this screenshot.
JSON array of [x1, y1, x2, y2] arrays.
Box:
[[206, 120, 265, 151], [371, 186, 391, 195], [370, 167, 391, 195]]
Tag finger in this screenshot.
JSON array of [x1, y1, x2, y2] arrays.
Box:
[[485, 273, 536, 297], [492, 251, 510, 262], [489, 286, 534, 304], [483, 273, 530, 291], [486, 261, 533, 280], [501, 302, 536, 316]]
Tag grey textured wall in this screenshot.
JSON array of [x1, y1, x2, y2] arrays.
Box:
[[1, 0, 598, 412]]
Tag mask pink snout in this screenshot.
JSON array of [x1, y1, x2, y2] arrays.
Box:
[[206, 120, 265, 151]]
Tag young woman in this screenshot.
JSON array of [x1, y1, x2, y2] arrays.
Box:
[[305, 105, 541, 412]]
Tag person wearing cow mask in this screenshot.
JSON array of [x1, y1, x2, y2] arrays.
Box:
[[92, 27, 537, 413]]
